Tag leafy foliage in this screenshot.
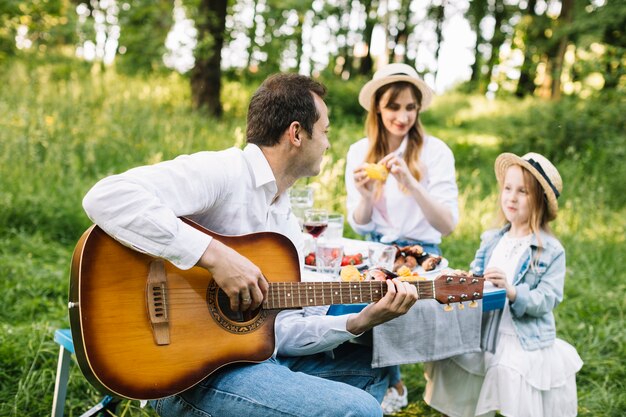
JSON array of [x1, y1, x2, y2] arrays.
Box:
[[116, 0, 174, 75]]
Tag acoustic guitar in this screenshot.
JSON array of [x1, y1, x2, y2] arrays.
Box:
[[69, 219, 484, 400]]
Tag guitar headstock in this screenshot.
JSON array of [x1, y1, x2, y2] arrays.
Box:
[[432, 273, 484, 311]]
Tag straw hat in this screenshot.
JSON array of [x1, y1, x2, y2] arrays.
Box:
[[358, 63, 434, 111], [495, 152, 563, 220]]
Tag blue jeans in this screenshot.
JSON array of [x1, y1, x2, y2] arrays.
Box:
[[151, 344, 386, 417]]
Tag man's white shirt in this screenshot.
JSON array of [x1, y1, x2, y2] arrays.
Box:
[[83, 143, 358, 357]]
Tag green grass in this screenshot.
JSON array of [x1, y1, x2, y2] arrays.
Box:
[[0, 56, 624, 416]]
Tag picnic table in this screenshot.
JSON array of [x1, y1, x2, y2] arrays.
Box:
[[303, 237, 505, 367]]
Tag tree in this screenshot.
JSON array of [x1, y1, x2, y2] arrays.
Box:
[[241, 0, 260, 71], [598, 1, 626, 90], [484, 0, 507, 93], [514, 0, 543, 97], [550, 0, 574, 99], [358, 0, 378, 75], [188, 0, 228, 116], [427, 0, 446, 84], [466, 0, 489, 91], [387, 0, 413, 64], [0, 0, 75, 61], [116, 0, 173, 75], [0, 1, 21, 60]]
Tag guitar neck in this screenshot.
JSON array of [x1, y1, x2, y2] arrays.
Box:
[[263, 280, 434, 309]]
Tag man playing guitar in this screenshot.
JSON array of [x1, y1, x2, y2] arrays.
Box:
[[81, 73, 418, 417]]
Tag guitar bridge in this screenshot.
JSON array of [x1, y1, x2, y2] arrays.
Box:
[[146, 260, 170, 345]]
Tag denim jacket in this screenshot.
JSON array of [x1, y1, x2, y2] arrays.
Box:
[[471, 225, 566, 351]]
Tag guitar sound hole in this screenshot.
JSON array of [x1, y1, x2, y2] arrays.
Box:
[[216, 289, 261, 323]]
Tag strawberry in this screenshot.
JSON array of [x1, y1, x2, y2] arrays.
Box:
[[305, 252, 316, 266], [341, 253, 364, 266]]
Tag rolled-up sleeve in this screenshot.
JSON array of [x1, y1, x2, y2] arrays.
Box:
[[82, 152, 228, 269]]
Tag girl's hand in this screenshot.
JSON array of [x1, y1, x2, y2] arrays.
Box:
[[353, 164, 377, 201], [484, 267, 517, 302], [380, 153, 417, 191]]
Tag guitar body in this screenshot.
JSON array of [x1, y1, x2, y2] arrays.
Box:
[[69, 221, 301, 400]]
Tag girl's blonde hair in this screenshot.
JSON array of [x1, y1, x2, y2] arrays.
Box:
[[497, 166, 554, 264], [364, 82, 425, 182]]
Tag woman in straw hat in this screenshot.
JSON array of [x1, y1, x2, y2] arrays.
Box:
[[345, 63, 459, 413], [423, 152, 583, 417], [346, 63, 458, 251]]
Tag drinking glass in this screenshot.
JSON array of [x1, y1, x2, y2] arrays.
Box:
[[288, 185, 314, 229], [368, 244, 397, 271], [323, 213, 344, 241], [315, 239, 344, 276], [303, 209, 328, 239]]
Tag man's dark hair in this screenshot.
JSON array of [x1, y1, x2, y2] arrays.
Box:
[[247, 73, 327, 147]]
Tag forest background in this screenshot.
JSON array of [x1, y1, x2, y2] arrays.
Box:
[[0, 0, 624, 416]]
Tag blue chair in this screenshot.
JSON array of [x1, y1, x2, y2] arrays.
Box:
[[52, 329, 121, 417]]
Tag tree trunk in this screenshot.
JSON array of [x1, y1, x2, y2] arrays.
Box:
[[190, 0, 227, 117], [550, 0, 574, 99], [515, 0, 538, 97], [485, 0, 505, 92], [359, 0, 376, 75], [391, 0, 411, 63], [467, 0, 488, 92], [430, 2, 445, 85], [469, 36, 482, 85]]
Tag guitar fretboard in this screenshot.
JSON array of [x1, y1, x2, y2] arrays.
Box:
[[263, 281, 435, 309]]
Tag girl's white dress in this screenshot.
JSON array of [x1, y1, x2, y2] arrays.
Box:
[[423, 233, 583, 417]]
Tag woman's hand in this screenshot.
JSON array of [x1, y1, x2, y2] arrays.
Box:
[[380, 153, 417, 191], [484, 267, 517, 302], [352, 164, 378, 201], [346, 278, 418, 335]]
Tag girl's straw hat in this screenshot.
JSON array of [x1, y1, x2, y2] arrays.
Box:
[[358, 63, 434, 111], [495, 152, 563, 220]]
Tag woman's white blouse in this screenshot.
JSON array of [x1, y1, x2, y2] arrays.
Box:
[[345, 135, 459, 244]]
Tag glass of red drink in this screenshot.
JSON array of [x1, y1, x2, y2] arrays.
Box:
[[303, 209, 329, 239]]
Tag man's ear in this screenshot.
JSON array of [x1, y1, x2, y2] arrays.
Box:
[[288, 121, 302, 147]]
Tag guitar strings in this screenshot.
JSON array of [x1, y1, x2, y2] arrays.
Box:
[[141, 282, 439, 309]]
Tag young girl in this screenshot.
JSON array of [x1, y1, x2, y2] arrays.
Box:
[[423, 152, 583, 417], [345, 63, 459, 414]]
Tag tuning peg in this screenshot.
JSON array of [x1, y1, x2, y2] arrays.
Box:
[[458, 302, 465, 310], [444, 304, 454, 312], [469, 301, 478, 308]]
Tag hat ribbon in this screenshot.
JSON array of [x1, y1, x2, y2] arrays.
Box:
[[526, 158, 560, 199]]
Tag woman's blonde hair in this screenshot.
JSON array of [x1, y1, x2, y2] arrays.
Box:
[[364, 81, 425, 182]]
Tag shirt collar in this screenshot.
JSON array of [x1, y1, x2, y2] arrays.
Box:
[[243, 144, 289, 211], [243, 144, 277, 190]]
